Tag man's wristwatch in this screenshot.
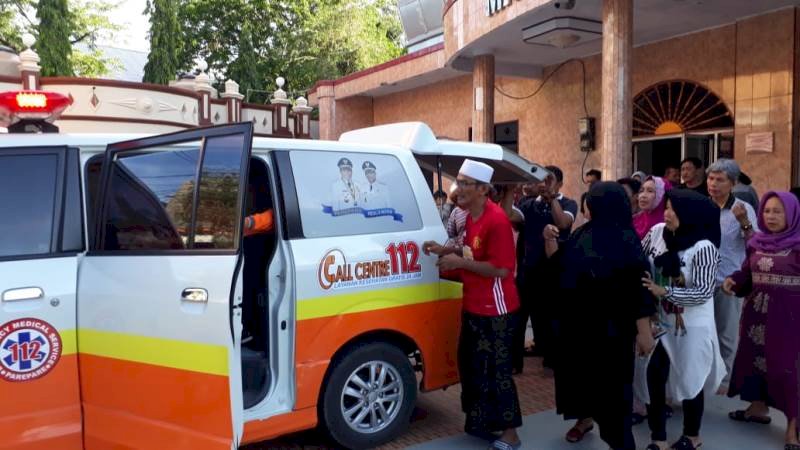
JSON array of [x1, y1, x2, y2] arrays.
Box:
[[740, 222, 753, 231]]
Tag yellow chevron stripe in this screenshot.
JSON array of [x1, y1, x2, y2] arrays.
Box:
[[297, 281, 462, 321], [78, 329, 228, 376], [60, 329, 77, 355]]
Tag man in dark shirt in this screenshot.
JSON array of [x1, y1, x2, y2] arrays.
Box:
[[514, 165, 578, 369], [679, 157, 709, 196]]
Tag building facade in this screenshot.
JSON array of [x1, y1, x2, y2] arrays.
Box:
[[309, 0, 800, 201]]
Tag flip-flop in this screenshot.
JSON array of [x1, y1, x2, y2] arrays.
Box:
[[488, 439, 521, 450], [729, 409, 772, 424], [565, 424, 594, 443]]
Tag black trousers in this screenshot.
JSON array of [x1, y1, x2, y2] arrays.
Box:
[[646, 343, 705, 441], [513, 266, 555, 369], [459, 311, 523, 433]]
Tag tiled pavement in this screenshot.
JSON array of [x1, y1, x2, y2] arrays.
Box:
[[244, 357, 556, 450], [244, 357, 791, 450]]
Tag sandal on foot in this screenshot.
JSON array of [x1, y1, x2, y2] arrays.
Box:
[[665, 404, 674, 418], [488, 439, 521, 450], [632, 412, 647, 425], [671, 436, 702, 450], [565, 424, 594, 443], [729, 409, 771, 424]]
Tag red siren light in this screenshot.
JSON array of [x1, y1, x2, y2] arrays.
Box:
[[0, 90, 73, 129]]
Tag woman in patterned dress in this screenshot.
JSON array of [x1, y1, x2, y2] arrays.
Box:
[[723, 191, 800, 450]]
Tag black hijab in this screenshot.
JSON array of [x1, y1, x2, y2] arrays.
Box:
[[654, 189, 721, 278], [561, 182, 644, 288]]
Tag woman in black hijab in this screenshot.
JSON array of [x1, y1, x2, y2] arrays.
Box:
[[639, 189, 724, 450], [544, 182, 657, 450]]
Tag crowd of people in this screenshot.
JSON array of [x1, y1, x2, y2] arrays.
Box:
[[424, 157, 799, 450]]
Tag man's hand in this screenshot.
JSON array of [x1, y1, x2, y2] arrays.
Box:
[[722, 277, 737, 295], [732, 203, 749, 225], [539, 174, 557, 202], [436, 254, 464, 272], [423, 241, 445, 256], [543, 224, 559, 241]]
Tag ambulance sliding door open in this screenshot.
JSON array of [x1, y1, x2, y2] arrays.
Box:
[[77, 123, 253, 450]]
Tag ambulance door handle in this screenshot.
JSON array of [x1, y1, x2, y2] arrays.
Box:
[[181, 288, 208, 303], [2, 287, 44, 302]]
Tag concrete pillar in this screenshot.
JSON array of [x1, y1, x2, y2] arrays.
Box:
[[600, 0, 633, 180], [270, 76, 293, 137], [472, 54, 495, 143], [18, 33, 40, 90], [316, 82, 336, 140], [222, 79, 244, 123], [292, 96, 313, 138], [194, 60, 213, 126]]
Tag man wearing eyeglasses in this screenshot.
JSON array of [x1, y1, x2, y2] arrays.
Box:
[[423, 159, 523, 450]]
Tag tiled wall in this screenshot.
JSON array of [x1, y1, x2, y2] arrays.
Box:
[[335, 8, 798, 200]]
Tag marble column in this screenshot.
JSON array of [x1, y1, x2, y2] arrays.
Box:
[[472, 54, 495, 143], [601, 0, 633, 180]]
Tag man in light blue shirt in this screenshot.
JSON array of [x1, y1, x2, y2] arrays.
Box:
[[706, 159, 758, 390]]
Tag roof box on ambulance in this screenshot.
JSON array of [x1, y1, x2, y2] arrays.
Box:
[[339, 122, 549, 183]]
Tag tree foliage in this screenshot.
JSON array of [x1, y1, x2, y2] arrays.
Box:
[[178, 0, 405, 99], [143, 0, 181, 84], [0, 0, 121, 77], [36, 0, 74, 76]]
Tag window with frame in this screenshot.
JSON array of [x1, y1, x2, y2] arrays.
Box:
[[0, 153, 60, 258], [98, 137, 245, 251], [290, 151, 422, 238]]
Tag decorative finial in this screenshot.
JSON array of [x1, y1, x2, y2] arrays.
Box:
[[271, 75, 289, 104], [22, 33, 35, 49], [196, 58, 208, 73], [292, 96, 312, 113]]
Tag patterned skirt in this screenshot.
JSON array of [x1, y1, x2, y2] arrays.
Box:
[[458, 311, 523, 432]]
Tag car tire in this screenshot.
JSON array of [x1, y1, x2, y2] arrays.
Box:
[[321, 342, 417, 450]]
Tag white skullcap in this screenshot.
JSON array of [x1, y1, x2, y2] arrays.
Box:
[[458, 159, 493, 184]]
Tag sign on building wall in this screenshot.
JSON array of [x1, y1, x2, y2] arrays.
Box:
[[745, 131, 774, 154], [486, 0, 512, 16]]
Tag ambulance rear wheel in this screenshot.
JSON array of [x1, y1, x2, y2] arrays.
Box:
[[321, 342, 416, 450]]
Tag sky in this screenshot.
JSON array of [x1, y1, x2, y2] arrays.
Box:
[[100, 0, 150, 52]]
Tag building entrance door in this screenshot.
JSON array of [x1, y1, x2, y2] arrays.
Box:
[[632, 130, 731, 179]]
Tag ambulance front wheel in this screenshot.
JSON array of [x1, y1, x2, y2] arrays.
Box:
[[321, 342, 417, 450]]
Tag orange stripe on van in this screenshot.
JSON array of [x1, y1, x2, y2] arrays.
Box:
[[0, 354, 82, 450], [79, 354, 232, 450], [241, 406, 318, 444], [293, 297, 462, 411]]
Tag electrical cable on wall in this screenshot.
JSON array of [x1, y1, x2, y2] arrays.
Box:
[[494, 58, 592, 186]]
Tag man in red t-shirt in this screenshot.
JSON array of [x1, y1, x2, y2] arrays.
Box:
[[423, 159, 522, 450]]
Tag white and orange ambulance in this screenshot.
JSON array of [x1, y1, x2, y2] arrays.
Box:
[[0, 90, 546, 450]]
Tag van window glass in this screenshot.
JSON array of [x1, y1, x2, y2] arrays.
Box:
[[194, 134, 245, 249], [0, 154, 59, 257], [289, 151, 422, 238], [101, 145, 200, 250]]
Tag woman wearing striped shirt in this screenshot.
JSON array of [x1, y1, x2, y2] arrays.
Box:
[[640, 189, 727, 450]]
